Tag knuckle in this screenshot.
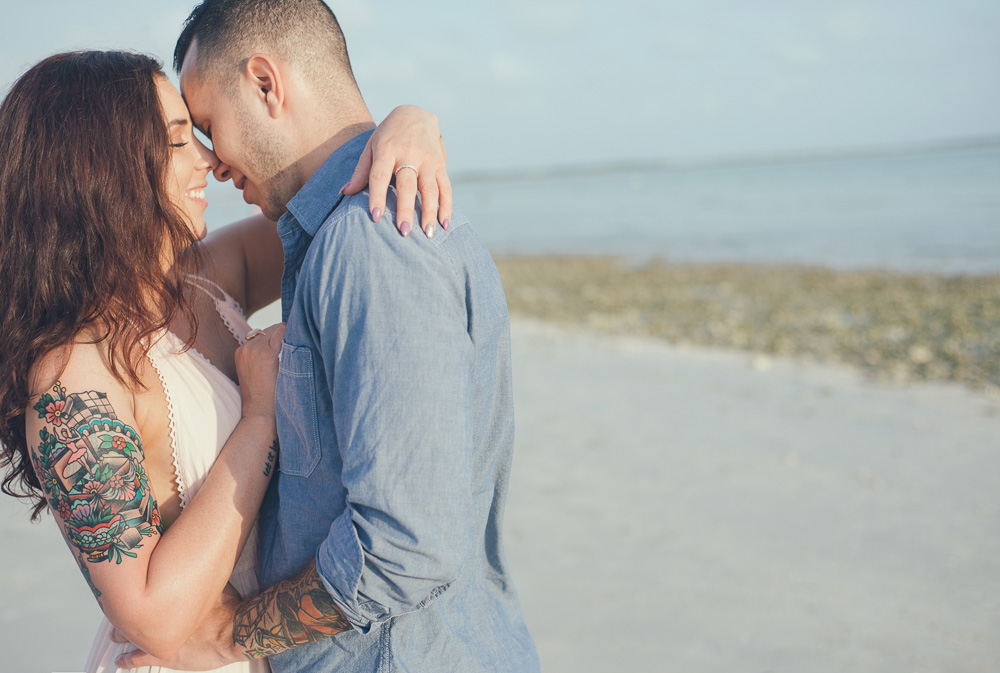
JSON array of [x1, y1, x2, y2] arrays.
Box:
[[369, 164, 392, 182]]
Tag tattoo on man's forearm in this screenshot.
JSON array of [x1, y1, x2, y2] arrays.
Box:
[[263, 439, 277, 477], [30, 382, 161, 601], [233, 563, 351, 659]]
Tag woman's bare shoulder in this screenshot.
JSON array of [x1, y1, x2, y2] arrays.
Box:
[[27, 337, 116, 402], [28, 333, 182, 528]]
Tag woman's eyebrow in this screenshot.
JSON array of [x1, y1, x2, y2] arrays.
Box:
[[168, 118, 189, 128]]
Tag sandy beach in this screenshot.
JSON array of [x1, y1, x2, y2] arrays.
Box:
[[503, 319, 999, 672], [2, 269, 999, 672]]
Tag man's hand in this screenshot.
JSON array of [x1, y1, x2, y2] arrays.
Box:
[[116, 561, 352, 667], [113, 586, 246, 670], [341, 105, 452, 239]]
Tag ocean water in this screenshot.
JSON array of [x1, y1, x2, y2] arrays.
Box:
[[206, 150, 1000, 275], [460, 150, 1000, 274]]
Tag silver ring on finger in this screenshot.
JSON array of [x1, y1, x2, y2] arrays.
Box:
[[394, 164, 418, 177], [245, 328, 266, 341]]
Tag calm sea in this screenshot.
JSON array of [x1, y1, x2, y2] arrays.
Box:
[[206, 149, 1000, 275]]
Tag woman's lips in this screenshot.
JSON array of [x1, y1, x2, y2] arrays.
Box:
[[185, 186, 208, 208]]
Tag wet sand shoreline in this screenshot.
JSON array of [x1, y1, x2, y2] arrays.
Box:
[[495, 256, 1000, 391]]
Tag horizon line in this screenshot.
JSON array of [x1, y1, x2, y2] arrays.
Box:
[[451, 135, 1000, 184]]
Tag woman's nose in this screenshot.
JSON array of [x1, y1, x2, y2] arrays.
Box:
[[194, 138, 218, 167], [193, 137, 229, 180]]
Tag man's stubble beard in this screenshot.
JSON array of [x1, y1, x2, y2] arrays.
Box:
[[237, 106, 303, 222]]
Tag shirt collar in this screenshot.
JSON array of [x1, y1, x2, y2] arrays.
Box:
[[280, 128, 375, 237]]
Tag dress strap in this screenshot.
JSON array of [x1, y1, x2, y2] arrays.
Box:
[[184, 275, 251, 345], [145, 338, 187, 509]]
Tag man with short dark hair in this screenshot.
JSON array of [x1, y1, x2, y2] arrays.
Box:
[[119, 1, 539, 671]]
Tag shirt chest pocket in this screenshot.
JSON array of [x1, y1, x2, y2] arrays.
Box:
[[276, 342, 323, 477]]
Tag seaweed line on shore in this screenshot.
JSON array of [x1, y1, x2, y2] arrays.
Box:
[[495, 256, 1000, 391]]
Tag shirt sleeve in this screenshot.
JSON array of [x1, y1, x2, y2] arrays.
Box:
[[307, 199, 477, 632]]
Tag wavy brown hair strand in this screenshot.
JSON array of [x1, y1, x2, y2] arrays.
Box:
[[0, 51, 202, 519]]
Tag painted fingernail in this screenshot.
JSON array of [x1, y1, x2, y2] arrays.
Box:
[[371, 207, 383, 221], [426, 222, 435, 239], [339, 181, 349, 194], [400, 221, 412, 236], [441, 218, 450, 231]]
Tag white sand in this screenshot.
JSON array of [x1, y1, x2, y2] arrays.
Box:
[[3, 319, 999, 672]]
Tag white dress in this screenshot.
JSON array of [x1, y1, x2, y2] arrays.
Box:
[[84, 278, 270, 673]]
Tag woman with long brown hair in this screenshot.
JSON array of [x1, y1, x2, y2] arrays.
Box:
[[0, 50, 450, 672]]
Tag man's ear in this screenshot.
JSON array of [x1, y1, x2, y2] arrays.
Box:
[[245, 54, 285, 119]]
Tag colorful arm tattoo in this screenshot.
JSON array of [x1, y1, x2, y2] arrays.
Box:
[[233, 562, 351, 659], [29, 381, 161, 601]]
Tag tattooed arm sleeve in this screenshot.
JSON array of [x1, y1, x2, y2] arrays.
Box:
[[233, 560, 351, 659], [28, 381, 161, 601], [26, 370, 278, 660]]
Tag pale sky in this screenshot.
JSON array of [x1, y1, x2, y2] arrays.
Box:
[[2, 1, 999, 172]]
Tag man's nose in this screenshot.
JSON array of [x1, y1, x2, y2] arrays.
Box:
[[213, 160, 234, 183]]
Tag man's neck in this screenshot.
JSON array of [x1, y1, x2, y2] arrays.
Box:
[[294, 116, 376, 188]]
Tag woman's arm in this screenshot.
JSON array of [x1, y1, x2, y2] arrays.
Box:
[[201, 214, 283, 318], [200, 105, 451, 317], [26, 325, 284, 659]]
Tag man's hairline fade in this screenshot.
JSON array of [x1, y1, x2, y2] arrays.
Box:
[[175, 35, 241, 104], [172, 0, 359, 103]]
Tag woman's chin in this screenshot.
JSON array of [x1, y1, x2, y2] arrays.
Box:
[[183, 213, 208, 240]]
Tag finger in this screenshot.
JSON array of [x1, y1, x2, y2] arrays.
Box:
[[366, 149, 395, 224], [265, 323, 286, 348], [116, 649, 156, 670], [436, 170, 453, 230], [340, 135, 373, 196], [418, 178, 439, 239], [393, 168, 417, 237]]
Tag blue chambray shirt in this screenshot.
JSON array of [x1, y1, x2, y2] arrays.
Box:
[[257, 130, 539, 673]]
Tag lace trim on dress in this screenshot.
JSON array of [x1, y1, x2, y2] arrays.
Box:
[[184, 275, 249, 345], [145, 334, 189, 510]]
